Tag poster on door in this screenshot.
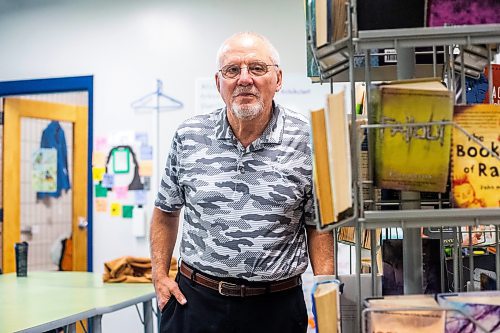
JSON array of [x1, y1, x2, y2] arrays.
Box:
[[32, 148, 57, 192]]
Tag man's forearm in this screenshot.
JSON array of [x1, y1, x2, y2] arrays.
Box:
[[150, 208, 180, 281], [306, 226, 335, 275]]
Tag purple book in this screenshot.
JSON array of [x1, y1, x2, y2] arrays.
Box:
[[438, 291, 500, 333], [428, 0, 500, 27]]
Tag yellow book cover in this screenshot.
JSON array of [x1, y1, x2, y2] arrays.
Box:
[[370, 79, 454, 192], [311, 108, 335, 226], [451, 104, 500, 209]]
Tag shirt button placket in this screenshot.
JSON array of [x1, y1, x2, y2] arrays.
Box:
[[238, 152, 245, 174]]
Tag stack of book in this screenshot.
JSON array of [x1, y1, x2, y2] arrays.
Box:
[[310, 90, 354, 228]]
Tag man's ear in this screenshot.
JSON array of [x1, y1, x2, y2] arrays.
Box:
[[215, 72, 221, 93], [275, 68, 283, 92]]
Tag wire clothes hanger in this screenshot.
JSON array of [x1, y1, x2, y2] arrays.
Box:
[[131, 79, 183, 112], [131, 79, 183, 193]]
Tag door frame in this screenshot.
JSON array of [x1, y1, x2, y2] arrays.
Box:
[[0, 76, 94, 272]]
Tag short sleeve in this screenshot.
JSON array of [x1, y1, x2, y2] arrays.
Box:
[[154, 131, 185, 212], [303, 183, 316, 227]]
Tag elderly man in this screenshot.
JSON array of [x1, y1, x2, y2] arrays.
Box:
[[151, 31, 334, 333]]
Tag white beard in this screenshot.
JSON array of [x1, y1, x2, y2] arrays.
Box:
[[231, 100, 264, 120]]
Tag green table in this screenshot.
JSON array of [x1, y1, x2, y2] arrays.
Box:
[[0, 271, 156, 333]]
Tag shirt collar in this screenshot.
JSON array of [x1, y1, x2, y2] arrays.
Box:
[[215, 101, 285, 146]]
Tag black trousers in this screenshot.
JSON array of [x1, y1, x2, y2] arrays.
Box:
[[160, 273, 308, 333]]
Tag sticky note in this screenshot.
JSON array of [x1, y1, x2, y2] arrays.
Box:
[[139, 161, 153, 177], [95, 136, 108, 151], [92, 152, 106, 168], [95, 184, 108, 198], [110, 203, 122, 217], [95, 198, 107, 212], [102, 173, 114, 188], [114, 186, 128, 200], [140, 145, 153, 160], [92, 167, 105, 181], [122, 205, 134, 218]]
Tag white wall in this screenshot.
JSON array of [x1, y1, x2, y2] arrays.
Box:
[[0, 0, 309, 331]]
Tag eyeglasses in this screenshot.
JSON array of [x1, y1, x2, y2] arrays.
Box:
[[219, 61, 278, 79]]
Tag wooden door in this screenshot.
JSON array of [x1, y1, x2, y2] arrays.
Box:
[[3, 98, 88, 272]]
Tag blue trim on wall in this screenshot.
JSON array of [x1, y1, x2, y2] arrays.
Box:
[[86, 78, 94, 273], [0, 76, 94, 272]]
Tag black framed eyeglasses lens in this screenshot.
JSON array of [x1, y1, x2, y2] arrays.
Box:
[[219, 62, 277, 79]]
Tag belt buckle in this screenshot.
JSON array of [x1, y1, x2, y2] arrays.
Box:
[[218, 281, 239, 296]]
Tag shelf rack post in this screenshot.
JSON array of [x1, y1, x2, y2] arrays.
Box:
[[396, 46, 424, 295]]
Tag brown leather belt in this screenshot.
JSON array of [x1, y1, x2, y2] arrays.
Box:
[[179, 263, 302, 297]]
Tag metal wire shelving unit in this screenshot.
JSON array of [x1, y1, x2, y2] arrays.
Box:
[[308, 1, 500, 331]]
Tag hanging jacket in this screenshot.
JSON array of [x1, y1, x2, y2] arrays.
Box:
[[37, 121, 71, 199]]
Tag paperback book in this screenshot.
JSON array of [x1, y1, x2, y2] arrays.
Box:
[[311, 107, 335, 226], [369, 78, 454, 192], [305, 0, 321, 79], [364, 294, 446, 333], [438, 291, 500, 333], [310, 90, 353, 228], [427, 0, 500, 27], [451, 104, 500, 209], [311, 279, 342, 333]]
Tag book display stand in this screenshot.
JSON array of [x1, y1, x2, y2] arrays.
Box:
[[306, 1, 500, 331]]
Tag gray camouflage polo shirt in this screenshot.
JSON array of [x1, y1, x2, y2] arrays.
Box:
[[155, 102, 314, 281]]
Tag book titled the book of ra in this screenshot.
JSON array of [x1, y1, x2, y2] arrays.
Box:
[[451, 104, 500, 209], [369, 78, 454, 192]]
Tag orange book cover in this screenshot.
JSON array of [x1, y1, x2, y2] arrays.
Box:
[[451, 104, 500, 209]]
